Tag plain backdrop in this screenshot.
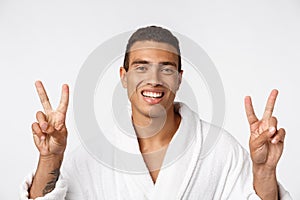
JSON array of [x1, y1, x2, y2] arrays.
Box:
[[0, 0, 299, 199]]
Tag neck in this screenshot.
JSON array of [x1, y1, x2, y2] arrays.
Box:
[[132, 104, 181, 153]]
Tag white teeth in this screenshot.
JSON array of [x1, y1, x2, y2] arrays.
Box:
[[142, 91, 163, 98]]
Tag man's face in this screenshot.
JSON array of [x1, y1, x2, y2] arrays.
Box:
[[120, 41, 182, 119]]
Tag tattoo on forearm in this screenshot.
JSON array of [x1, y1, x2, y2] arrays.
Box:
[[42, 168, 60, 195]]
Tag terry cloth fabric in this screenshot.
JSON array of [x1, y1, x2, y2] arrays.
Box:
[[20, 103, 292, 200]]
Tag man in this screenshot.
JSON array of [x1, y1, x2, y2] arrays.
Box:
[[20, 26, 291, 199]]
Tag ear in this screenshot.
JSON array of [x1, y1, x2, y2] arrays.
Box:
[[120, 67, 127, 88], [177, 70, 183, 90]]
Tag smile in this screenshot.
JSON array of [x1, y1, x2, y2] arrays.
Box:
[[141, 91, 164, 98]]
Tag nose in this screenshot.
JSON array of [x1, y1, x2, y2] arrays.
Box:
[[146, 68, 163, 86]]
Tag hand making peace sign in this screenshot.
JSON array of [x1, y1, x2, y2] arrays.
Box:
[[244, 89, 286, 170], [31, 81, 69, 157]]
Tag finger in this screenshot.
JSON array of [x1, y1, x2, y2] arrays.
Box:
[[36, 111, 56, 134], [35, 80, 53, 114], [33, 134, 41, 147], [251, 128, 276, 149], [244, 96, 258, 125], [262, 89, 278, 119], [32, 122, 44, 137], [271, 128, 286, 144], [36, 111, 48, 132], [57, 84, 69, 114], [268, 116, 278, 131]]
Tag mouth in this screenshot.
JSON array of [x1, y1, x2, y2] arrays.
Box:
[[141, 90, 164, 98]]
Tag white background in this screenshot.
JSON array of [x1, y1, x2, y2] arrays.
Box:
[[0, 0, 299, 199]]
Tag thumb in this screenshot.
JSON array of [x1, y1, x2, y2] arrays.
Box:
[[251, 127, 276, 149]]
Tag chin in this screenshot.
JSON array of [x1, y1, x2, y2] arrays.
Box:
[[147, 104, 167, 118], [132, 103, 167, 119]]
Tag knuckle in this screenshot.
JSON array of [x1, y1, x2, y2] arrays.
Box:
[[31, 122, 37, 130], [46, 126, 55, 134], [32, 122, 39, 128], [32, 123, 41, 133], [269, 116, 277, 126], [35, 111, 39, 119], [36, 111, 43, 119]]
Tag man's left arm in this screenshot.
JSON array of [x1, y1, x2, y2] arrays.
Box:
[[244, 89, 290, 200]]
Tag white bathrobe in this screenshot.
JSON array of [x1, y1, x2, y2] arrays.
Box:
[[20, 103, 292, 200]]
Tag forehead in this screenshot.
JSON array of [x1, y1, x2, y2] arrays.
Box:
[[128, 41, 179, 64], [130, 41, 178, 54]]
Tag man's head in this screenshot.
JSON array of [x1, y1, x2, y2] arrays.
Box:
[[123, 26, 182, 72], [120, 26, 183, 122]]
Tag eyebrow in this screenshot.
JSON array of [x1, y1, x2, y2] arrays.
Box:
[[159, 61, 177, 67], [130, 60, 150, 66], [130, 60, 177, 67]]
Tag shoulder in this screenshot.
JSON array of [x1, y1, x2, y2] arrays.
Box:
[[176, 102, 249, 160], [200, 120, 250, 164], [201, 120, 247, 153]]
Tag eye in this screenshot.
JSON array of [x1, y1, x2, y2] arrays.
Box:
[[135, 65, 148, 72], [161, 67, 176, 75]]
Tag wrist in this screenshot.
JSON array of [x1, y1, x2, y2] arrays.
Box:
[[252, 164, 278, 200], [38, 154, 64, 165], [253, 164, 276, 179]]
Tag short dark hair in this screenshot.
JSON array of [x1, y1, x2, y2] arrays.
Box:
[[123, 25, 182, 71]]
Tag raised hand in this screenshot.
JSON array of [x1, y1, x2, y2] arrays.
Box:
[[31, 81, 69, 157], [244, 89, 285, 170]]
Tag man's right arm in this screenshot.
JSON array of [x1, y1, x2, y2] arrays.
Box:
[[29, 155, 63, 198], [28, 81, 69, 198]]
